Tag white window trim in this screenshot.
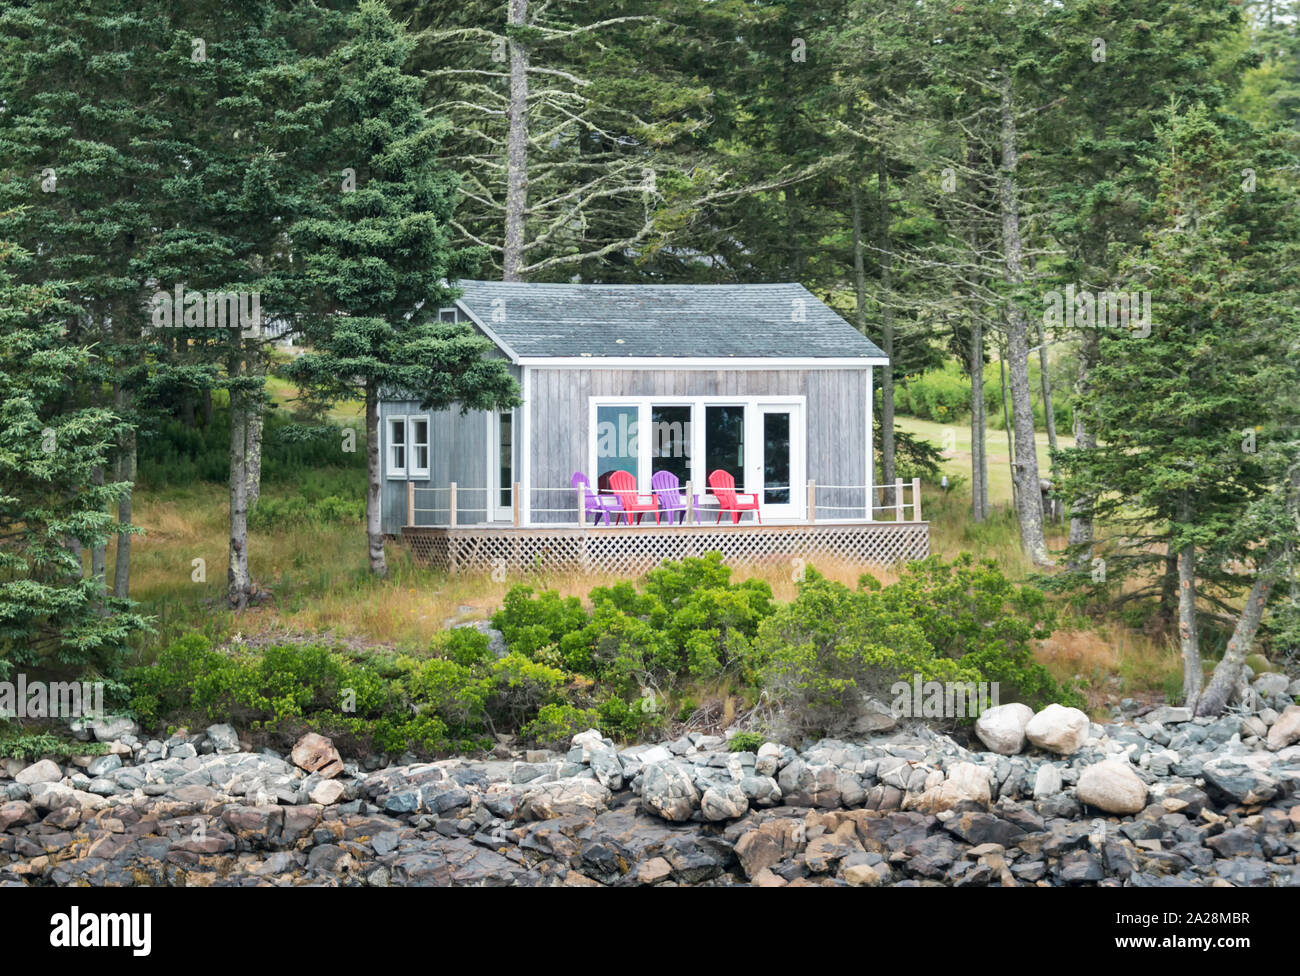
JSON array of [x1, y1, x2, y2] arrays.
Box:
[[386, 414, 431, 480], [586, 395, 806, 520], [385, 415, 407, 479], [408, 416, 430, 479], [489, 409, 515, 522]]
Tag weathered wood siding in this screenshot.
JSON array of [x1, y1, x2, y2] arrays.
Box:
[[527, 367, 871, 524], [379, 307, 520, 534]]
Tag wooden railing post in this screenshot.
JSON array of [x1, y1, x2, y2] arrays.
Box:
[[512, 481, 521, 526], [406, 481, 415, 526], [448, 482, 457, 527], [807, 479, 816, 524], [576, 484, 586, 527], [912, 477, 922, 522], [685, 480, 694, 524], [895, 478, 905, 522]]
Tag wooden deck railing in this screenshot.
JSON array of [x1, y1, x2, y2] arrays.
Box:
[[406, 478, 923, 528]]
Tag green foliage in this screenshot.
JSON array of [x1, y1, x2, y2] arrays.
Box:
[[494, 554, 775, 723], [751, 557, 1079, 738], [0, 728, 108, 762], [0, 241, 152, 679], [247, 493, 364, 530], [522, 703, 601, 750], [896, 361, 1069, 432], [139, 413, 365, 488], [433, 627, 494, 667], [728, 731, 764, 753]]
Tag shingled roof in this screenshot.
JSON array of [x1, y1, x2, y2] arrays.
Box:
[[453, 281, 887, 361]]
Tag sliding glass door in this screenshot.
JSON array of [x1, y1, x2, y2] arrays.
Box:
[[589, 396, 805, 521]]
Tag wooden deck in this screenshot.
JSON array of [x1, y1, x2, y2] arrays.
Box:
[[400, 519, 930, 575]]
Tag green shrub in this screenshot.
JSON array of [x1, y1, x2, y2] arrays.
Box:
[[433, 627, 494, 667], [522, 703, 600, 749], [0, 729, 108, 761], [728, 731, 764, 753], [750, 557, 1078, 738]]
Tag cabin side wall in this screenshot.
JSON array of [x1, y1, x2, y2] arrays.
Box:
[[378, 307, 521, 534]]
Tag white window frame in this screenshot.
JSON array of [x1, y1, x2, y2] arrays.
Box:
[[386, 414, 430, 480], [408, 416, 430, 479], [488, 409, 515, 522], [586, 395, 806, 521], [385, 414, 408, 479]]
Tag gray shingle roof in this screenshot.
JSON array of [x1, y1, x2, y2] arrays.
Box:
[[453, 281, 887, 360]]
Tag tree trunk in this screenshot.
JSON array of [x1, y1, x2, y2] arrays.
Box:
[[90, 465, 106, 584], [245, 357, 265, 511], [1067, 327, 1100, 562], [1196, 573, 1273, 717], [502, 0, 529, 281], [1158, 542, 1179, 625], [999, 337, 1015, 510], [851, 184, 867, 337], [227, 372, 252, 609], [111, 384, 135, 600], [1035, 314, 1057, 458], [365, 384, 388, 576], [997, 78, 1049, 565], [969, 305, 988, 522], [876, 156, 896, 505], [1177, 495, 1201, 705]]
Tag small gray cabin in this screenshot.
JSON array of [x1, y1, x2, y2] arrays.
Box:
[[378, 280, 891, 535]]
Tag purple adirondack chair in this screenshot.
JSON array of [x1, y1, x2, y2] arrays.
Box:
[[651, 470, 695, 524], [572, 471, 619, 526]]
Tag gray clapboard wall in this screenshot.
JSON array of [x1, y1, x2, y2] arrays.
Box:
[[378, 308, 520, 534], [527, 367, 871, 524]]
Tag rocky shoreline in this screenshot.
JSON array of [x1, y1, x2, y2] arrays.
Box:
[[2, 687, 1299, 887]]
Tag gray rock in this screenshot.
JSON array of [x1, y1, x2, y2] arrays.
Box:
[[641, 762, 699, 822], [90, 716, 138, 742], [205, 723, 240, 754], [1077, 760, 1148, 814], [1033, 763, 1063, 798], [700, 782, 748, 821], [975, 703, 1035, 755], [85, 754, 122, 778], [15, 759, 62, 785]]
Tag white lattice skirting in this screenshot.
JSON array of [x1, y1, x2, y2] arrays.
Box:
[[401, 522, 930, 576]]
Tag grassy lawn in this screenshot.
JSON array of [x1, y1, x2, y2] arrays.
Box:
[[895, 414, 1073, 508]]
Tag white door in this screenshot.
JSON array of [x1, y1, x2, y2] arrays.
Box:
[[750, 403, 804, 520], [490, 410, 515, 521]]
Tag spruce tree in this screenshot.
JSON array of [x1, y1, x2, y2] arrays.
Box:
[[285, 1, 517, 577]]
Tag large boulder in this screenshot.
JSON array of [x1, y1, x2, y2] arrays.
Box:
[[291, 733, 343, 779], [14, 759, 62, 786], [1266, 705, 1300, 751], [520, 777, 611, 820], [641, 762, 699, 822], [904, 761, 992, 813], [974, 703, 1035, 755], [1076, 760, 1147, 814], [1202, 757, 1280, 806], [700, 783, 749, 821], [1024, 704, 1091, 755], [571, 729, 624, 790]]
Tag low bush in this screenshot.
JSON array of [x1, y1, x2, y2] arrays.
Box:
[[748, 556, 1079, 738]]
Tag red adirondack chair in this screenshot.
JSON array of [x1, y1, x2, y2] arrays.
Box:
[[608, 470, 660, 525], [707, 469, 761, 524]]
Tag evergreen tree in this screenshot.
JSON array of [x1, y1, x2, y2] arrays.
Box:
[[285, 1, 518, 576], [0, 234, 150, 680]]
